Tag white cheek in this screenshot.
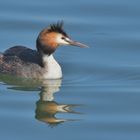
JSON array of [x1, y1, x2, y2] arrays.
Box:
[[56, 35, 69, 45]]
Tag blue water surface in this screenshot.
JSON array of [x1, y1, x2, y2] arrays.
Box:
[[0, 0, 140, 140]]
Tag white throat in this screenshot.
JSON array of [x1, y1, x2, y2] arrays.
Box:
[[42, 54, 62, 79]]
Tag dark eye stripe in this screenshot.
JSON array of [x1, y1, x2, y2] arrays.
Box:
[[61, 37, 65, 40], [61, 37, 70, 43]]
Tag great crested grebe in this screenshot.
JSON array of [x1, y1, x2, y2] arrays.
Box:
[[0, 22, 88, 79]]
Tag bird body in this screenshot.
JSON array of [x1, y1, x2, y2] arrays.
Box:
[[0, 22, 87, 79]]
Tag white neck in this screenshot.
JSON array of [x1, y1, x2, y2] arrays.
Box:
[[42, 54, 62, 79]]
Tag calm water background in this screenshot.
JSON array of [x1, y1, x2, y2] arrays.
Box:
[[0, 0, 140, 140]]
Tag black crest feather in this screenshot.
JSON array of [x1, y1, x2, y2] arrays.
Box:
[[48, 21, 68, 37]]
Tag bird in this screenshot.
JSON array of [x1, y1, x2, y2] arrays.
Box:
[[0, 22, 88, 79]]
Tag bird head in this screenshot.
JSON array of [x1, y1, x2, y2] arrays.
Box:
[[36, 21, 88, 55]]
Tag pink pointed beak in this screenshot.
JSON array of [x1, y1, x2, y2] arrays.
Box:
[[68, 39, 88, 48]]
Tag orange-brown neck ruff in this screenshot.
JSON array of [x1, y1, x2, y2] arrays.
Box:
[[36, 31, 59, 55]]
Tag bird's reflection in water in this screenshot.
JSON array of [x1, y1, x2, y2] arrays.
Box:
[[35, 79, 80, 127], [0, 74, 81, 127]]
